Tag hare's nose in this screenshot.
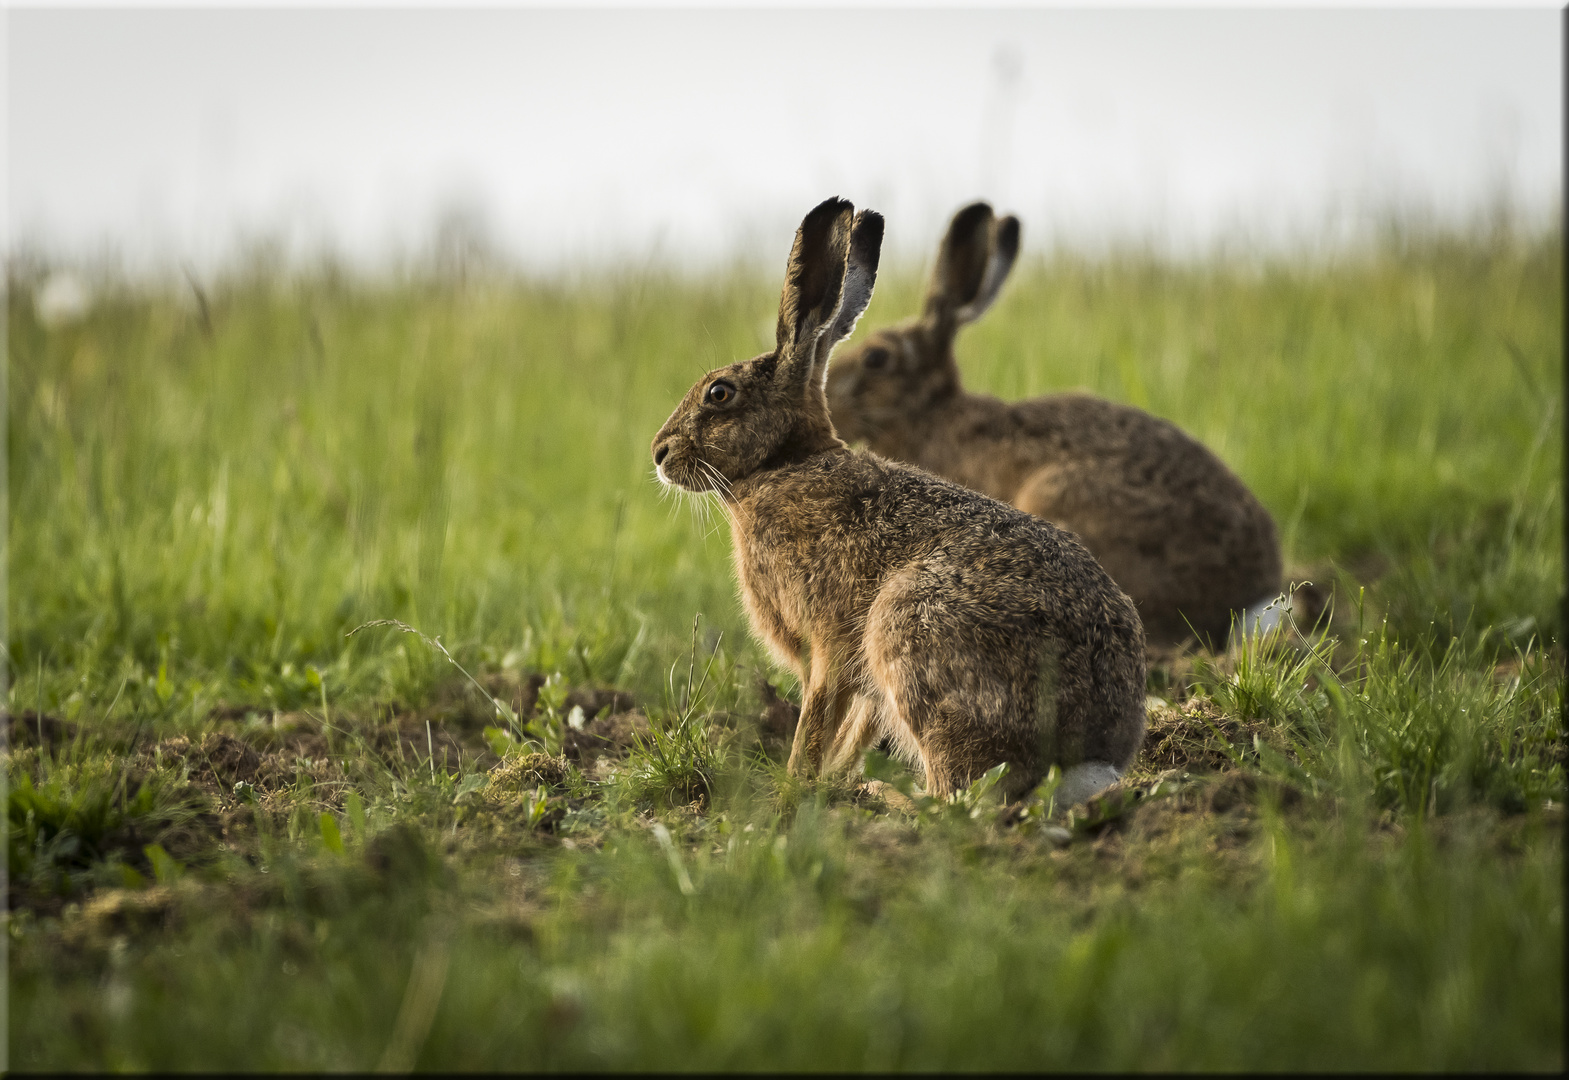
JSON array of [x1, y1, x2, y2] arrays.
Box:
[[653, 443, 670, 467]]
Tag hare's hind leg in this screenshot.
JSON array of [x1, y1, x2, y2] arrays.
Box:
[[860, 571, 940, 791], [865, 686, 1012, 800], [863, 566, 1037, 798]]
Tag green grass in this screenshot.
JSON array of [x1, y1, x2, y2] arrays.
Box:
[[6, 223, 1564, 1069]]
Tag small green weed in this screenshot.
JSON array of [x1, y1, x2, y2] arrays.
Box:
[[7, 754, 199, 902]]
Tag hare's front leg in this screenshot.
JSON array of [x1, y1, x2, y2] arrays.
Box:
[[785, 656, 858, 778], [821, 694, 885, 777]]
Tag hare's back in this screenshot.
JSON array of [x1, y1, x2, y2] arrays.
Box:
[[1012, 394, 1256, 506], [1008, 393, 1278, 571], [751, 451, 1139, 630], [868, 457, 1138, 624]]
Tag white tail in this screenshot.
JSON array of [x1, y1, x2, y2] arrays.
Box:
[[1232, 591, 1293, 647], [1052, 761, 1123, 808]]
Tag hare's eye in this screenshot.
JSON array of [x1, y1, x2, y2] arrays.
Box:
[[863, 347, 890, 370], [705, 380, 737, 406]]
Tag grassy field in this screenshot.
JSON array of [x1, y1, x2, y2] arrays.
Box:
[[6, 222, 1564, 1069]]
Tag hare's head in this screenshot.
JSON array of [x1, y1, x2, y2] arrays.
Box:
[[826, 201, 1018, 443], [652, 198, 883, 494]]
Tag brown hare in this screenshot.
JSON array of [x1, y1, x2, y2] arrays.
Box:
[[651, 198, 1147, 806], [825, 201, 1287, 650]]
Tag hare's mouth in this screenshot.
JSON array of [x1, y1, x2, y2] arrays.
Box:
[[652, 455, 715, 492], [655, 456, 721, 494]]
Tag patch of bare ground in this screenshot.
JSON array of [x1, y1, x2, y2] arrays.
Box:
[[1108, 770, 1307, 836], [1012, 769, 1312, 896], [561, 709, 651, 773], [3, 709, 78, 748], [1054, 688, 1319, 857], [139, 678, 661, 851], [207, 673, 637, 755], [206, 705, 478, 766], [139, 732, 351, 812]]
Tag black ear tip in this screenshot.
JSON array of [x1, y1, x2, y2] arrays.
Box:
[[996, 215, 1021, 250], [805, 196, 855, 228], [952, 202, 995, 232], [856, 210, 886, 246], [851, 211, 885, 273]]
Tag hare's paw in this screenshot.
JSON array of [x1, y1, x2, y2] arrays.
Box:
[[854, 779, 920, 816]]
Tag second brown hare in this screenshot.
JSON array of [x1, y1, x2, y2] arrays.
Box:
[[825, 202, 1287, 650], [651, 198, 1147, 806]]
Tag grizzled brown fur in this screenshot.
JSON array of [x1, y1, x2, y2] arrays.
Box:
[[825, 201, 1283, 648], [652, 197, 1147, 799]]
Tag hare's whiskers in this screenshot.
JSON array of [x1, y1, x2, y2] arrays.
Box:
[[698, 463, 739, 527], [698, 459, 735, 502], [679, 485, 710, 531], [696, 451, 737, 500]]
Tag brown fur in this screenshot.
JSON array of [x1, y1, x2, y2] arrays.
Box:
[[825, 201, 1283, 649], [651, 198, 1147, 799]]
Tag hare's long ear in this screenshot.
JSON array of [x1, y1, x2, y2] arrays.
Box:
[[775, 197, 856, 389], [923, 201, 995, 332], [954, 213, 1019, 324], [811, 209, 885, 388]]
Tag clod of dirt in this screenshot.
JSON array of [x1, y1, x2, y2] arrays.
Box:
[[489, 753, 572, 792], [1136, 696, 1267, 775], [1068, 773, 1176, 833], [64, 886, 179, 947], [460, 764, 572, 832], [560, 710, 650, 763]]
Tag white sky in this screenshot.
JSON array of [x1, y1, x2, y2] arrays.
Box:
[[6, 5, 1563, 272]]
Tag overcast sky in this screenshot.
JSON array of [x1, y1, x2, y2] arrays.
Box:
[[7, 5, 1563, 272]]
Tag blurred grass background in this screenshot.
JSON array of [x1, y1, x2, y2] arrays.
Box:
[[5, 221, 1564, 1070]]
